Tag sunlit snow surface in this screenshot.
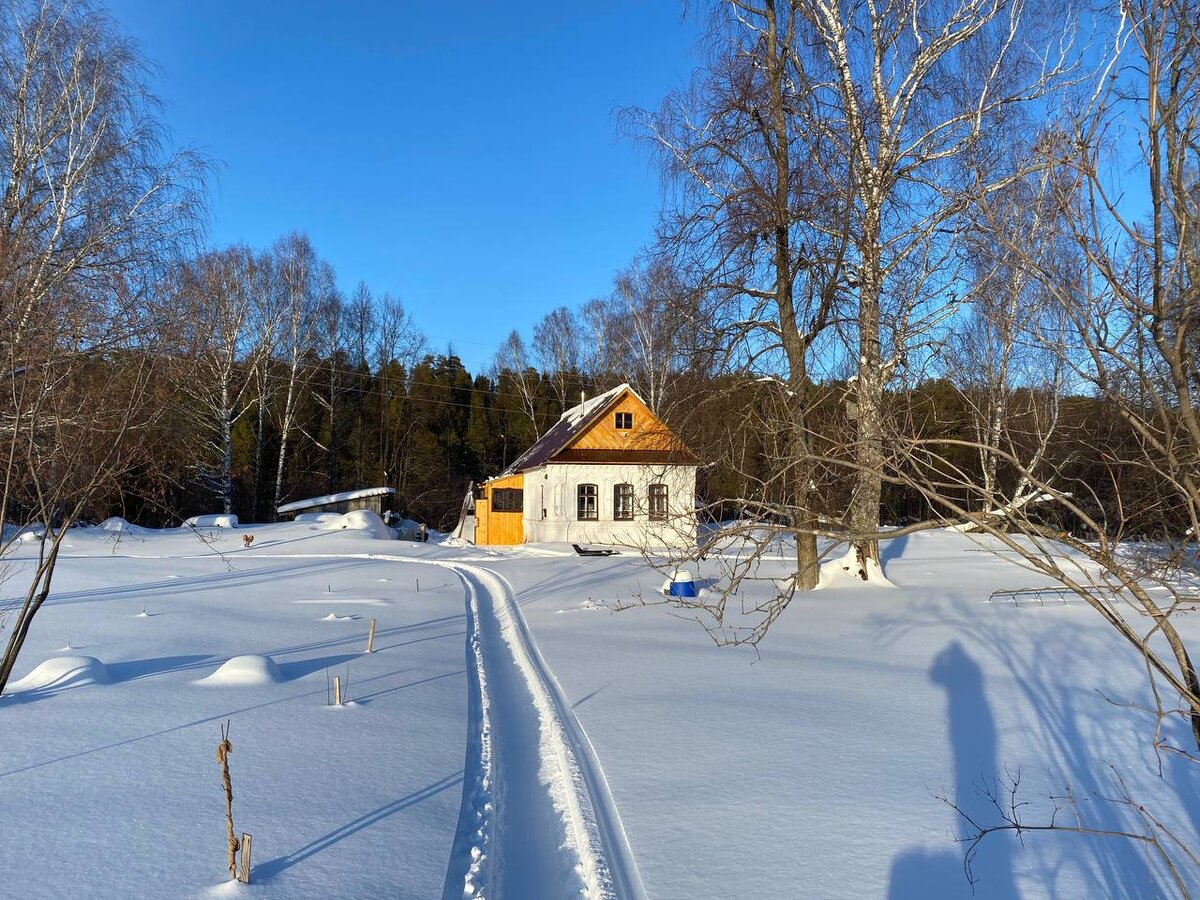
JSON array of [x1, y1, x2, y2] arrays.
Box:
[[1, 520, 1198, 898]]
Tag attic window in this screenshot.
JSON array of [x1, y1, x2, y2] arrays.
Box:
[[614, 412, 633, 430]]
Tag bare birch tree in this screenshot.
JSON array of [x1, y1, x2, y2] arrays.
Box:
[[532, 305, 581, 410], [246, 250, 278, 522], [312, 285, 345, 490], [269, 232, 326, 515], [491, 329, 542, 438], [772, 0, 1078, 578], [828, 0, 1200, 751], [0, 0, 205, 694], [169, 246, 265, 514], [946, 180, 1067, 505], [374, 291, 423, 487], [609, 256, 693, 416]]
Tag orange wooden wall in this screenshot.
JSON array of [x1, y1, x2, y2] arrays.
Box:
[[475, 473, 524, 545], [567, 392, 686, 453]]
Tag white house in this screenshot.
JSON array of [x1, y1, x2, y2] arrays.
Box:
[[473, 384, 698, 548]]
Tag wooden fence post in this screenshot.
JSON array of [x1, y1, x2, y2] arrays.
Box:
[[366, 618, 376, 653], [239, 833, 252, 883], [333, 675, 341, 706]]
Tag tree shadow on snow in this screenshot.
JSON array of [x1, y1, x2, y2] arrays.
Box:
[[276, 653, 362, 681], [0, 665, 441, 779], [352, 668, 464, 705], [252, 772, 463, 884], [107, 654, 217, 683], [1, 558, 368, 612], [879, 531, 911, 568]]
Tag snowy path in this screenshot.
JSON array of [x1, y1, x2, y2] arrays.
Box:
[[440, 562, 645, 900]]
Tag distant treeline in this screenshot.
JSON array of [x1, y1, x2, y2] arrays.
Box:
[[83, 336, 1168, 540]]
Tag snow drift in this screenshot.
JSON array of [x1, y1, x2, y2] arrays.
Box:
[[100, 516, 152, 536], [9, 656, 110, 692], [184, 514, 239, 528], [294, 512, 341, 524], [195, 655, 283, 686], [316, 509, 394, 539]]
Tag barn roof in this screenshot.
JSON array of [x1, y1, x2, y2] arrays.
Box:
[[276, 486, 395, 514]]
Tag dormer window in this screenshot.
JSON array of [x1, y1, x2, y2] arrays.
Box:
[[615, 412, 633, 430]]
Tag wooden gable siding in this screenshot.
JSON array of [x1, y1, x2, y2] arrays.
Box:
[[476, 472, 524, 545], [565, 391, 687, 454]]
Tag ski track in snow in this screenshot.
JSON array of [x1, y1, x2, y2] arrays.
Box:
[[438, 563, 646, 900]]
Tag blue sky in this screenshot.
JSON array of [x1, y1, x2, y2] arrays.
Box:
[[106, 1, 703, 372]]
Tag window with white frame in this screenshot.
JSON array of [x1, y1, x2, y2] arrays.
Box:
[[613, 483, 634, 520], [577, 484, 598, 520], [648, 483, 668, 521]]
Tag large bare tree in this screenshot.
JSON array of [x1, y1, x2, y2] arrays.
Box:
[[637, 0, 849, 595], [834, 0, 1200, 751], [0, 0, 205, 694], [777, 0, 1076, 578]]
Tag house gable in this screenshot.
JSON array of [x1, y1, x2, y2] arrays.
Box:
[[561, 390, 689, 457]]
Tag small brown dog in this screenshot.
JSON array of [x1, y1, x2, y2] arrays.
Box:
[[242, 534, 255, 549]]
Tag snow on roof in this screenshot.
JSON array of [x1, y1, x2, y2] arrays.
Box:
[[497, 384, 642, 478], [276, 486, 395, 514], [559, 383, 631, 426]]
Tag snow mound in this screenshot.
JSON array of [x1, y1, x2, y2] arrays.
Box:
[[321, 612, 357, 622], [184, 514, 239, 528], [196, 655, 282, 686], [10, 656, 110, 692], [100, 516, 144, 534], [317, 509, 394, 539], [818, 543, 895, 588], [294, 512, 340, 523]]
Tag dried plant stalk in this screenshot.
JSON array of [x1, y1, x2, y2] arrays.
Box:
[[216, 721, 240, 878]]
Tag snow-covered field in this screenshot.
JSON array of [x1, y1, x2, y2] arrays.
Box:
[[2, 518, 1199, 898]]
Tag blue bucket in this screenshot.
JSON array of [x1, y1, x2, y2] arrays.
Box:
[[668, 572, 697, 598]]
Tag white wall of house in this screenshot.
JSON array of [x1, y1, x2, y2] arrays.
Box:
[[521, 462, 697, 548]]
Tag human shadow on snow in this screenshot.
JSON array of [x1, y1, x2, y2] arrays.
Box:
[[876, 601, 1184, 899], [887, 642, 1021, 900]]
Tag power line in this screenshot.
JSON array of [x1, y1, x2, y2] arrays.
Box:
[[179, 350, 635, 410]]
